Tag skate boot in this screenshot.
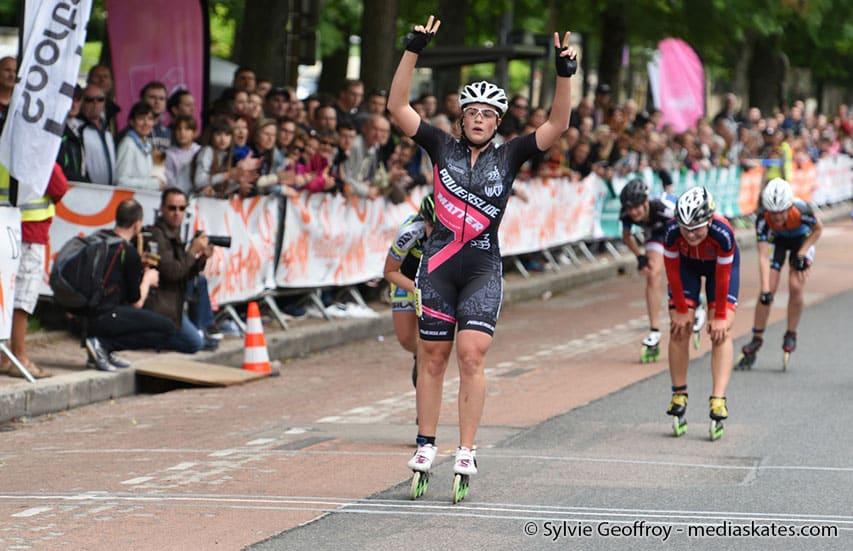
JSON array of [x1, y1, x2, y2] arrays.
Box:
[[692, 303, 706, 349], [782, 331, 796, 371], [666, 387, 688, 436], [408, 443, 437, 499], [735, 336, 763, 370], [709, 396, 728, 441], [452, 446, 477, 504], [641, 330, 662, 363]]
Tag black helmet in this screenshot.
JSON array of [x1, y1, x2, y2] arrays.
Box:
[[419, 194, 436, 223], [619, 178, 649, 207]]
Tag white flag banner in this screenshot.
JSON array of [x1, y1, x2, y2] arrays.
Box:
[[0, 0, 92, 204]]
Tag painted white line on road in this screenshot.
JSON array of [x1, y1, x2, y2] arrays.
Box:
[[208, 449, 238, 457], [284, 427, 308, 435], [165, 462, 197, 471], [41, 447, 853, 475], [120, 477, 154, 485], [246, 438, 276, 446], [1, 492, 850, 529], [11, 506, 52, 517]]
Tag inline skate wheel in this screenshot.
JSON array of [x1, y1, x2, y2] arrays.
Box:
[[411, 470, 429, 500], [452, 473, 469, 504]]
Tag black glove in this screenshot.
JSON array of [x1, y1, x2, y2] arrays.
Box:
[[759, 291, 773, 305], [554, 46, 577, 77], [636, 254, 649, 271], [405, 30, 434, 54], [793, 255, 810, 271]]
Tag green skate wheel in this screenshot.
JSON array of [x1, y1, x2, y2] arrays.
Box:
[[693, 332, 700, 349], [709, 419, 724, 441], [452, 474, 469, 504], [411, 470, 429, 499], [672, 416, 687, 437]]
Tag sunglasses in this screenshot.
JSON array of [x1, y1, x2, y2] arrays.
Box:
[[83, 96, 106, 103], [463, 106, 499, 121], [166, 205, 187, 212]]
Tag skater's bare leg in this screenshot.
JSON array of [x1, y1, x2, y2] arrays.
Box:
[[456, 329, 491, 450], [668, 309, 694, 388], [787, 266, 806, 333], [710, 308, 735, 397], [416, 339, 453, 438]]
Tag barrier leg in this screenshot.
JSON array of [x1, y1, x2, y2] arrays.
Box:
[[562, 245, 582, 266], [222, 304, 247, 335], [577, 241, 597, 263], [512, 257, 530, 279], [542, 249, 560, 272], [347, 286, 368, 308], [0, 342, 36, 383], [604, 240, 622, 260], [263, 294, 289, 330], [309, 291, 331, 321]]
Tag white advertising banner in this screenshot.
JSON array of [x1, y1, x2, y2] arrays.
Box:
[[0, 0, 93, 204], [275, 191, 425, 288], [0, 206, 22, 340], [499, 177, 600, 256], [192, 194, 280, 306]]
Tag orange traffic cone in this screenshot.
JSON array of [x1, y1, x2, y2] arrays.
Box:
[[243, 301, 272, 375]]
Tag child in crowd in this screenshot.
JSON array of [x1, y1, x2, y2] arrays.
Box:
[[165, 115, 201, 194]]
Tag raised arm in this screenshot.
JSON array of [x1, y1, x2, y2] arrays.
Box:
[[535, 32, 577, 151], [388, 16, 441, 138]]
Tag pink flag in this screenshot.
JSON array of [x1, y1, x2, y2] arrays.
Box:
[[652, 38, 705, 133], [106, 0, 206, 130]]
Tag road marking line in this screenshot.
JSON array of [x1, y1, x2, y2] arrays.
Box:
[[165, 462, 197, 471], [120, 477, 153, 485], [11, 506, 52, 517], [246, 438, 276, 446]]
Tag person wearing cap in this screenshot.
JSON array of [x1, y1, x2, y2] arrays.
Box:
[[264, 87, 291, 120], [389, 14, 578, 491], [593, 82, 612, 127], [57, 85, 88, 182], [662, 187, 740, 441]]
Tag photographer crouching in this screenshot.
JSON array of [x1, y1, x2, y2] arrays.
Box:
[[143, 188, 222, 352]]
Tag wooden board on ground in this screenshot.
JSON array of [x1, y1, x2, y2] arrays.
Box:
[[133, 357, 269, 386]]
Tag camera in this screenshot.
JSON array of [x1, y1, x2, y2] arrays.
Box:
[[137, 229, 160, 267], [194, 230, 231, 248]]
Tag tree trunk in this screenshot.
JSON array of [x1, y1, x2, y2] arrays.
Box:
[[731, 31, 755, 112], [360, 0, 399, 93], [432, 0, 468, 99], [749, 39, 784, 115], [598, 1, 626, 98], [317, 44, 351, 100], [239, 0, 292, 86]]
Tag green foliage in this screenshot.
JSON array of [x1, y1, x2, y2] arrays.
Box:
[[316, 0, 362, 57], [209, 3, 237, 58]]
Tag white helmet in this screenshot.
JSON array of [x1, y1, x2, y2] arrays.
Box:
[[459, 81, 508, 117], [762, 177, 794, 212], [676, 187, 715, 229]]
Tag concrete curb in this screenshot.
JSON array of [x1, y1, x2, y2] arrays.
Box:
[[2, 202, 849, 424]]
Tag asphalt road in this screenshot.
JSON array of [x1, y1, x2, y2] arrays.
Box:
[[250, 288, 853, 551], [1, 220, 851, 551]]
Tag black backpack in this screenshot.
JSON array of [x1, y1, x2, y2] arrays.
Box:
[[49, 229, 126, 313]]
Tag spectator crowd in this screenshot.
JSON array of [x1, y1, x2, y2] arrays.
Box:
[[0, 53, 851, 375]]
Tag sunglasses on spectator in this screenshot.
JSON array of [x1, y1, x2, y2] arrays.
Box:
[[320, 140, 336, 146], [166, 205, 187, 212], [463, 106, 499, 121], [84, 96, 106, 103]]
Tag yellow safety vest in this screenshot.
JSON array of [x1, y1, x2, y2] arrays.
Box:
[[0, 164, 55, 222]]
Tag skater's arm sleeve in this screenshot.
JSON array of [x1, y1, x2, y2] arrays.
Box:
[[663, 248, 688, 314], [712, 221, 736, 320]]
